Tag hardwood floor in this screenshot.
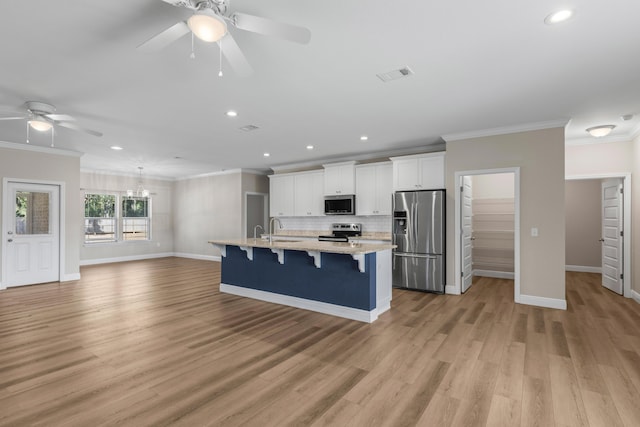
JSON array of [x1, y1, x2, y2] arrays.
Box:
[[1, 258, 639, 426]]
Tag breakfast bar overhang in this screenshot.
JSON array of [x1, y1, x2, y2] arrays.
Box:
[[209, 239, 396, 323]]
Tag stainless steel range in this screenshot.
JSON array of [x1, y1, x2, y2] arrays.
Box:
[[318, 223, 362, 242]]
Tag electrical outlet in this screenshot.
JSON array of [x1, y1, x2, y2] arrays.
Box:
[[531, 227, 539, 237]]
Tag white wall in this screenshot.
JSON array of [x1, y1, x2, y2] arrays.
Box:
[[0, 143, 81, 281], [80, 171, 174, 263]]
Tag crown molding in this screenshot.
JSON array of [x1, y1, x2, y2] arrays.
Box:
[[269, 143, 446, 173], [0, 140, 83, 158], [565, 134, 635, 147], [442, 119, 569, 142], [80, 168, 175, 181]]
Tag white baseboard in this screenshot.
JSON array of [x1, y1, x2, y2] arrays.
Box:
[[632, 290, 640, 305], [61, 273, 81, 282], [220, 283, 384, 323], [445, 285, 460, 295], [174, 252, 221, 262], [565, 265, 602, 273], [79, 252, 175, 266], [519, 294, 567, 310], [474, 270, 515, 279]]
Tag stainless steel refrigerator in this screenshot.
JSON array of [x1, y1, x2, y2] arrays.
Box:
[[392, 190, 445, 293]]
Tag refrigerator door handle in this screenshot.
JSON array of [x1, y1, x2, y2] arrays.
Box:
[[393, 252, 439, 259]]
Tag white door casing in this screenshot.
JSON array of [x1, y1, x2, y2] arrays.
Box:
[[3, 182, 60, 287], [461, 176, 473, 292], [601, 178, 623, 295]]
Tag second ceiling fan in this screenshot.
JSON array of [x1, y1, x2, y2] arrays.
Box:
[[139, 0, 312, 76]]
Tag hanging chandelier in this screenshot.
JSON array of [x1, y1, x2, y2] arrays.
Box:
[[127, 167, 149, 198]]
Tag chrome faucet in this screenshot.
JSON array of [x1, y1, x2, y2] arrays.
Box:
[[269, 218, 282, 243], [253, 224, 264, 240]]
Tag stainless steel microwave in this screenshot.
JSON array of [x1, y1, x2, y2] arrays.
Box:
[[324, 195, 355, 215]]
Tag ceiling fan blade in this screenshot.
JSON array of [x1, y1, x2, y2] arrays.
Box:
[[55, 121, 103, 137], [231, 13, 311, 44], [219, 33, 253, 77], [46, 114, 75, 121], [138, 21, 190, 52], [0, 116, 27, 121]]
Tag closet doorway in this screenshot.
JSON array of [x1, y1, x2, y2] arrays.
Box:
[[455, 168, 520, 302]]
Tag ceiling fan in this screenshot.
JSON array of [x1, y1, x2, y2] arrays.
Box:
[[138, 0, 312, 76], [0, 101, 103, 139]]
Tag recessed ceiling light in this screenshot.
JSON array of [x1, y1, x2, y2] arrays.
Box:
[[263, 152, 270, 157], [110, 146, 123, 151], [360, 135, 369, 141], [306, 145, 314, 150], [226, 110, 238, 117], [586, 125, 616, 138], [544, 9, 574, 25]]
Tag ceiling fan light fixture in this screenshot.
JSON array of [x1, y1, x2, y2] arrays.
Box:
[[188, 10, 227, 42], [586, 125, 616, 138], [544, 9, 574, 25], [28, 119, 52, 132]]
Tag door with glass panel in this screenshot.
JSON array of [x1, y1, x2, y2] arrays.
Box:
[[3, 182, 60, 287]]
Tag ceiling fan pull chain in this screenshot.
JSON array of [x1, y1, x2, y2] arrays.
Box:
[[26, 121, 30, 144], [190, 32, 196, 59], [218, 40, 223, 77], [51, 126, 55, 147]]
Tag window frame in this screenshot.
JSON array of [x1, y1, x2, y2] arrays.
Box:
[[121, 196, 152, 242], [82, 192, 152, 244], [83, 192, 118, 244]]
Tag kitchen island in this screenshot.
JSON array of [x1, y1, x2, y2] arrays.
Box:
[[209, 238, 395, 323]]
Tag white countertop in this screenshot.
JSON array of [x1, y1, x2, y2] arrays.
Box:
[[209, 238, 396, 255]]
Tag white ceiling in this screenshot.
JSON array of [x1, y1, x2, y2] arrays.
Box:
[[1, 0, 639, 179]]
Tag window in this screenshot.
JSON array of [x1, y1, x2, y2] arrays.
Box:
[[84, 194, 117, 242], [122, 197, 151, 241]]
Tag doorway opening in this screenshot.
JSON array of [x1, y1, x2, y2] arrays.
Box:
[[2, 179, 62, 289], [244, 192, 268, 239], [565, 174, 631, 297], [455, 168, 520, 302]]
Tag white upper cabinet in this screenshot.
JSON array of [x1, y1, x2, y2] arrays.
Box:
[[355, 162, 392, 215], [294, 171, 324, 216], [390, 152, 445, 191], [269, 174, 295, 217], [323, 161, 356, 195]]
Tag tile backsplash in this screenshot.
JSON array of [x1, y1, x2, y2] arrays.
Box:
[[277, 215, 392, 233]]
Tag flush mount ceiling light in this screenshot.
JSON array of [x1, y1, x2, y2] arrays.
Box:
[[360, 135, 369, 141], [187, 9, 228, 42], [544, 9, 574, 25], [110, 146, 123, 151], [306, 145, 314, 150], [586, 125, 616, 138], [225, 110, 238, 117], [28, 119, 53, 132], [263, 152, 270, 157]]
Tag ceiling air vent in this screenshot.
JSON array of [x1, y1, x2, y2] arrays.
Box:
[[239, 124, 260, 132], [376, 66, 414, 82]]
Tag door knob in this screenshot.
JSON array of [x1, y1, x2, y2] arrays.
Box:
[[599, 238, 605, 242], [7, 239, 13, 242], [7, 231, 13, 235]]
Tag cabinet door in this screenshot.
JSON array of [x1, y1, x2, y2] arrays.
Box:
[[355, 166, 377, 215], [375, 163, 393, 215], [393, 159, 420, 191], [418, 155, 445, 189], [294, 172, 324, 216], [324, 164, 355, 195], [269, 175, 294, 217]]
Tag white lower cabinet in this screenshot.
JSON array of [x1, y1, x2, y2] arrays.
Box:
[[355, 162, 392, 215]]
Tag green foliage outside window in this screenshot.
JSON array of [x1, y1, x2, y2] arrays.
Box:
[[85, 194, 116, 217], [122, 198, 149, 217]]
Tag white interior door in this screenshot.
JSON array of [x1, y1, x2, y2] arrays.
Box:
[[3, 182, 60, 287], [461, 176, 473, 292], [601, 178, 623, 295]]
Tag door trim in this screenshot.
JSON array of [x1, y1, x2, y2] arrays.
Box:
[[243, 192, 269, 238], [566, 173, 632, 298], [454, 168, 520, 304], [1, 178, 66, 290]]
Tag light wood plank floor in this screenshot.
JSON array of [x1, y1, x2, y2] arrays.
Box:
[[1, 258, 640, 426]]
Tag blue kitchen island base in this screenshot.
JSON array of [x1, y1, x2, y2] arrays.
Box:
[[216, 244, 392, 323]]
